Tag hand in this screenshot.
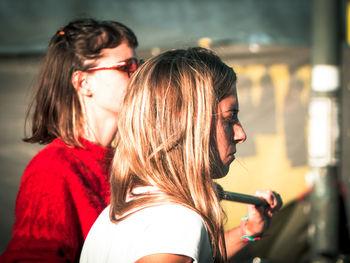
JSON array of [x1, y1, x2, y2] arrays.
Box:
[[243, 190, 283, 237]]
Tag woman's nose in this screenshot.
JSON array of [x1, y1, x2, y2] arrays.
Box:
[[233, 123, 247, 144]]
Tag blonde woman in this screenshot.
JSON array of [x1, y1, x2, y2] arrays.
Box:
[[80, 48, 282, 263]]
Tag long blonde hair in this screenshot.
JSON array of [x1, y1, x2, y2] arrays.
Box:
[[110, 47, 237, 262]]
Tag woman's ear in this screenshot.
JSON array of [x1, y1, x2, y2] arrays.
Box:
[[72, 71, 92, 97]]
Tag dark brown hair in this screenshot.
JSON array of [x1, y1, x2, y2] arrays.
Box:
[[24, 18, 138, 145]]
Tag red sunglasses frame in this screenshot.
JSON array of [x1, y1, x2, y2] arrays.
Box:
[[87, 57, 141, 77]]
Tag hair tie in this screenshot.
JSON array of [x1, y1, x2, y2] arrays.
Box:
[[56, 30, 65, 36]]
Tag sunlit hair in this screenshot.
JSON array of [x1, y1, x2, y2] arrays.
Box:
[[24, 18, 138, 146], [110, 47, 237, 262]]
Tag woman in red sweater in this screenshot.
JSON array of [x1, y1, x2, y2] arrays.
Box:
[[1, 18, 140, 262]]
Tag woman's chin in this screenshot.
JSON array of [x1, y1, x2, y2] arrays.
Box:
[[211, 165, 229, 179]]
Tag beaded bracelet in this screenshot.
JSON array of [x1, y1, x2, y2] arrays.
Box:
[[240, 216, 262, 242]]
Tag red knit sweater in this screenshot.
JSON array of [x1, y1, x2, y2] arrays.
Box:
[[1, 138, 113, 262]]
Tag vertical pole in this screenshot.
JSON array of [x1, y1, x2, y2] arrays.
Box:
[[309, 0, 341, 262]]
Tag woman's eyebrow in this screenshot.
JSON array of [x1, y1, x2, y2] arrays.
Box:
[[223, 108, 239, 113]]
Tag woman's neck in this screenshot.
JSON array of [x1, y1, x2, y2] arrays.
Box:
[[82, 113, 118, 147], [78, 94, 119, 147]]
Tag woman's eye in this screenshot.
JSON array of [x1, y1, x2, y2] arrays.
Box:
[[224, 113, 238, 124]]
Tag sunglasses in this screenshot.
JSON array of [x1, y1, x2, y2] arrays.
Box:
[[87, 57, 141, 77]]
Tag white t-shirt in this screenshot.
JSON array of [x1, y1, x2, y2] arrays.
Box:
[[80, 203, 213, 263]]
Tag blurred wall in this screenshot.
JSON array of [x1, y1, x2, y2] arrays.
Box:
[[0, 0, 311, 54]]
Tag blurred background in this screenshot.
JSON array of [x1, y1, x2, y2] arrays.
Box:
[[0, 0, 349, 262]]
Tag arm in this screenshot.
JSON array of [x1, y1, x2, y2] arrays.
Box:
[[225, 190, 283, 260], [224, 226, 247, 259]]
